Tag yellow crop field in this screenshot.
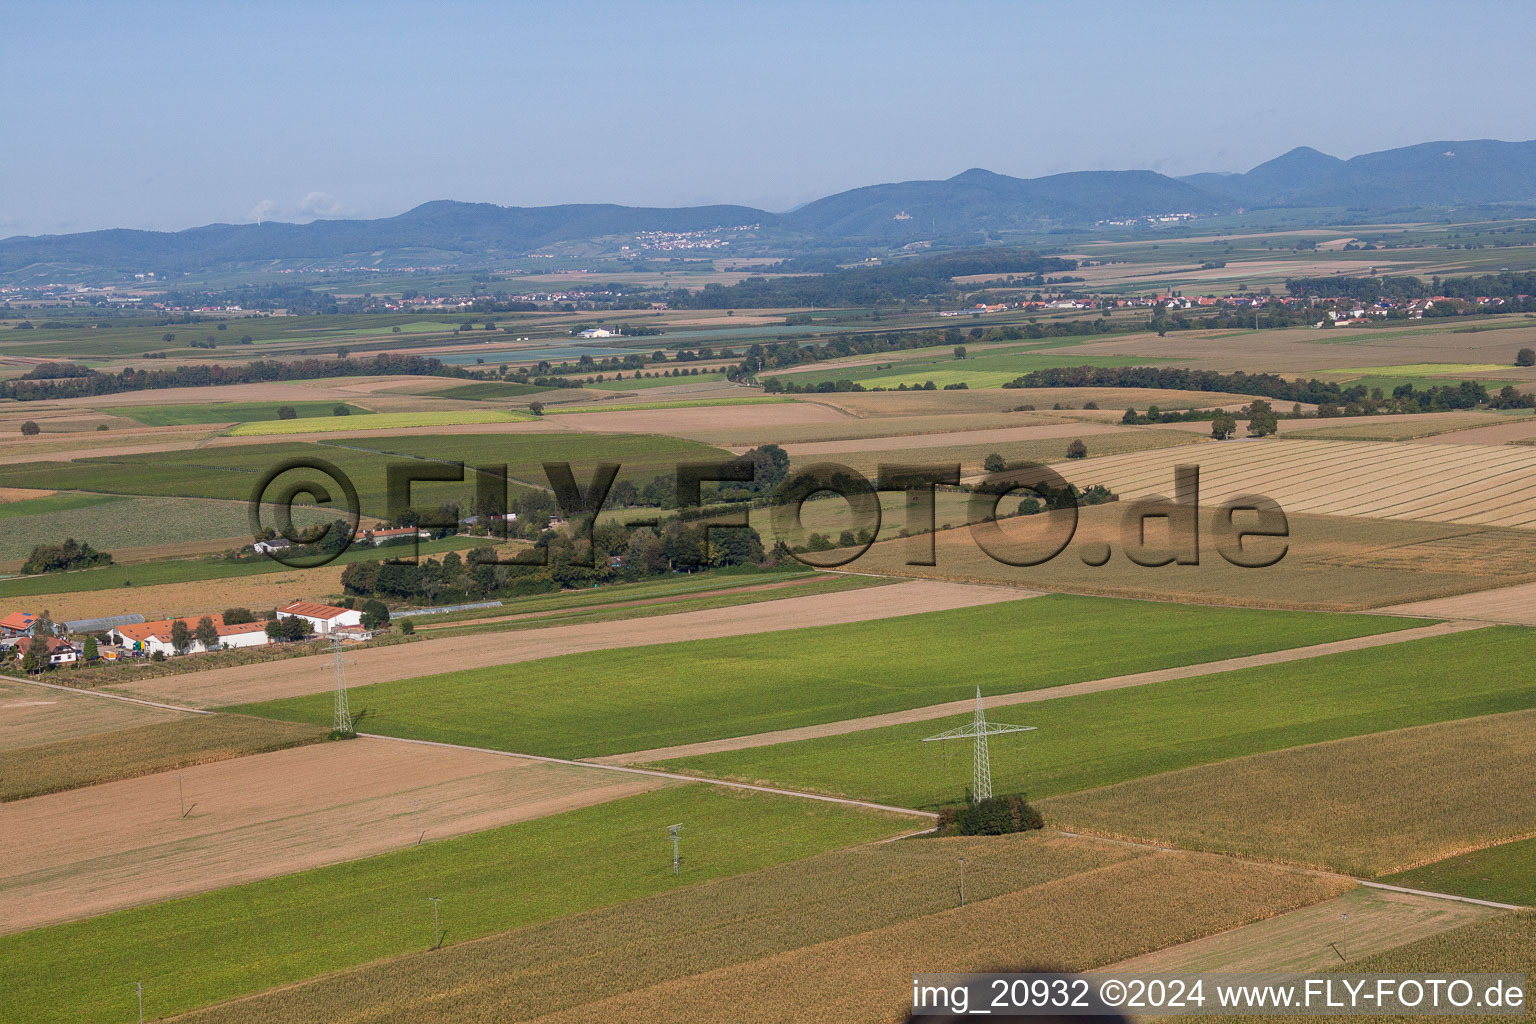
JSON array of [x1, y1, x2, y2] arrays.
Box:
[[1041, 709, 1536, 877], [227, 410, 533, 435]]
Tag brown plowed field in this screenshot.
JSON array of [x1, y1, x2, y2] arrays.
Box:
[[108, 579, 1026, 708], [0, 736, 663, 932]]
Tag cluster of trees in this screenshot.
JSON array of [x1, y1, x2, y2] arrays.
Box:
[[0, 353, 472, 402], [936, 794, 1044, 836], [22, 538, 112, 575], [1003, 366, 1527, 413], [339, 520, 769, 603]]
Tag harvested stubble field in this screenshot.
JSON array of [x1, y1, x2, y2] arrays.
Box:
[[1379, 835, 1536, 908], [114, 578, 1016, 708], [1106, 887, 1501, 974], [0, 678, 180, 750], [232, 595, 1409, 760], [1028, 320, 1536, 374], [523, 851, 1345, 1024], [0, 713, 327, 802], [776, 427, 1205, 480], [836, 503, 1536, 610], [653, 625, 1534, 812], [541, 400, 851, 442], [1286, 411, 1528, 442], [1041, 708, 1536, 877], [164, 834, 1346, 1024], [0, 785, 909, 1024], [0, 736, 668, 933], [1213, 912, 1536, 1024], [1378, 578, 1536, 626], [3, 559, 350, 621], [808, 387, 1272, 417], [1058, 437, 1536, 528]]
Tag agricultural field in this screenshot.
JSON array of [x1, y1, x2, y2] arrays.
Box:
[[0, 713, 325, 802], [1106, 887, 1503, 974], [0, 678, 182, 750], [0, 737, 677, 932], [651, 626, 1534, 811], [0, 432, 725, 515], [105, 578, 1001, 707], [832, 503, 1536, 610], [226, 408, 533, 435], [421, 381, 554, 400], [0, 785, 910, 1024], [0, 493, 339, 563], [1040, 708, 1536, 876], [128, 836, 1345, 1024], [1058, 436, 1536, 528], [228, 596, 1413, 759], [104, 401, 369, 426], [1379, 835, 1536, 908]]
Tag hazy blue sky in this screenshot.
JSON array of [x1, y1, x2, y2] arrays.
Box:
[[4, 0, 1535, 237]]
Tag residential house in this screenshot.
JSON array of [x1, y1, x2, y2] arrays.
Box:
[[253, 538, 293, 555], [276, 601, 363, 635], [14, 636, 80, 668], [0, 611, 39, 639]]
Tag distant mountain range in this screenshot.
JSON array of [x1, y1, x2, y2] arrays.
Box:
[[4, 138, 1535, 279]]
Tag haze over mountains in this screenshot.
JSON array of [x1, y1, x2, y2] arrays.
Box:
[[5, 138, 1536, 279]]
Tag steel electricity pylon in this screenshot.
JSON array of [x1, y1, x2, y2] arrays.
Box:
[[922, 688, 1035, 802]]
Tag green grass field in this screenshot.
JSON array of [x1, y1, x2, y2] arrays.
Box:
[[0, 432, 725, 516], [0, 495, 339, 562], [1380, 835, 1536, 907], [0, 785, 909, 1024], [232, 596, 1413, 759], [652, 626, 1532, 811], [105, 402, 368, 426], [0, 535, 491, 599], [227, 409, 532, 435]]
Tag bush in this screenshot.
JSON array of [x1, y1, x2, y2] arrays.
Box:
[[938, 794, 1045, 836], [222, 607, 256, 624], [20, 420, 40, 436], [360, 598, 390, 630], [1065, 438, 1088, 459], [400, 619, 415, 635], [277, 405, 298, 420], [333, 404, 350, 416], [982, 453, 1006, 473], [1518, 348, 1535, 367]]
